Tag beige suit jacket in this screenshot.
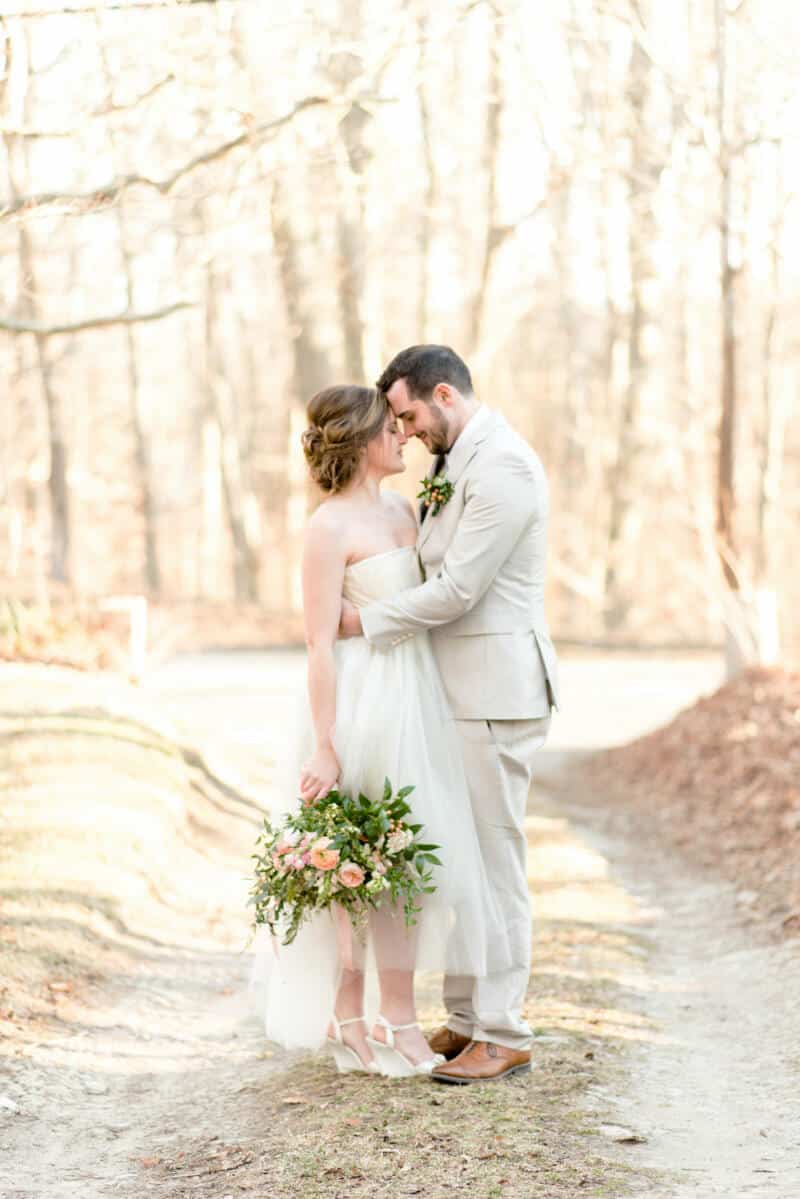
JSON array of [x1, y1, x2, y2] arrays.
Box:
[[360, 406, 559, 720]]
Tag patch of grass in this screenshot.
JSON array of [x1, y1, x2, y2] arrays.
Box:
[[158, 1038, 664, 1199]]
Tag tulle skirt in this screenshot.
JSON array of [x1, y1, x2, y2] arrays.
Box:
[[250, 632, 512, 1050]]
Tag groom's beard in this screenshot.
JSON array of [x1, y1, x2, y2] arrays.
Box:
[[422, 403, 451, 455]]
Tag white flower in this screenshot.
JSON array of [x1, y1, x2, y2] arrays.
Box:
[[386, 828, 413, 854]]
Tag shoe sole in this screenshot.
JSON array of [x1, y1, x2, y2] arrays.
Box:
[[431, 1061, 532, 1085]]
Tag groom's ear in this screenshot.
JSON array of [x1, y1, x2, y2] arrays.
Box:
[[433, 383, 456, 407]]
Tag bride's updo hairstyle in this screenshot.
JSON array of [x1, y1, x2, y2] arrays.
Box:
[[302, 385, 387, 494]]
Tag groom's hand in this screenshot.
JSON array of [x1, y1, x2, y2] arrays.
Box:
[[339, 598, 363, 639]]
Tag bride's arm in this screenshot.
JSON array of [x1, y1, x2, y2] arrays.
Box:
[[298, 512, 348, 803]]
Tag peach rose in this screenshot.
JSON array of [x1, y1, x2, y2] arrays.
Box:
[[338, 861, 365, 889], [309, 837, 340, 871]]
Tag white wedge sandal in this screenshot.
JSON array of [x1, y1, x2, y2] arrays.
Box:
[[366, 1015, 446, 1078], [326, 1015, 379, 1075]]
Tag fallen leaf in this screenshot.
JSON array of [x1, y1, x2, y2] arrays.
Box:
[[140, 1156, 161, 1168]]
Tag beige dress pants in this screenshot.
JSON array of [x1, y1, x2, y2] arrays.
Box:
[[445, 715, 551, 1050]]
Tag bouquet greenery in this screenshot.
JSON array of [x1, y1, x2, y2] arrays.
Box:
[[250, 779, 441, 946]]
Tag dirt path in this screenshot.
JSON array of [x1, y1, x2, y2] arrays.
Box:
[[536, 763, 800, 1198], [2, 651, 798, 1198]]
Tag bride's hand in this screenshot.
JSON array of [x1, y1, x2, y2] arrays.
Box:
[[299, 744, 340, 804]]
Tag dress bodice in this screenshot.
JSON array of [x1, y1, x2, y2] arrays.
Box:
[[342, 546, 421, 606]]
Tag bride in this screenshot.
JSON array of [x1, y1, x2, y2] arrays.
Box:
[[253, 384, 510, 1077]]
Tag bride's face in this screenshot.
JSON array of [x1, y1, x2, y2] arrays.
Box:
[[365, 411, 407, 477]]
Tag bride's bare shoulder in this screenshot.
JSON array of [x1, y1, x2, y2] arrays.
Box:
[[303, 497, 352, 552], [383, 488, 416, 520], [382, 490, 418, 539]]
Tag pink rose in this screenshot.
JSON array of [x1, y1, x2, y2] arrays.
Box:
[[309, 838, 340, 871], [338, 862, 365, 889]]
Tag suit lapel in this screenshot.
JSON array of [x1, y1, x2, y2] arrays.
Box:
[[418, 452, 444, 524], [416, 410, 501, 553], [418, 498, 439, 552]]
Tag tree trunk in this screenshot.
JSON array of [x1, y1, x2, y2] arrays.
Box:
[[203, 249, 260, 604], [2, 28, 70, 586], [466, 10, 502, 354], [603, 33, 654, 631], [751, 146, 786, 665], [715, 0, 738, 595], [714, 0, 751, 677], [96, 27, 162, 595], [416, 10, 436, 340], [269, 173, 338, 609]]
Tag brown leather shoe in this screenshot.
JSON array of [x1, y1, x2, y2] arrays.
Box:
[[427, 1025, 471, 1061], [431, 1040, 531, 1085]]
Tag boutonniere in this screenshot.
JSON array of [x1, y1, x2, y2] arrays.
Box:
[[417, 472, 454, 516]]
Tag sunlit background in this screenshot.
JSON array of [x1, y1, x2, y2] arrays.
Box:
[[2, 0, 799, 670]]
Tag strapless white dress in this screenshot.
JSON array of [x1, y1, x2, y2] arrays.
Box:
[[252, 546, 511, 1050]]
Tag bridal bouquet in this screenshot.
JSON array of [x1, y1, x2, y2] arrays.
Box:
[[249, 779, 441, 946]]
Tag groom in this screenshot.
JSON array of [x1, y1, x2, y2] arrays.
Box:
[[340, 344, 559, 1083]]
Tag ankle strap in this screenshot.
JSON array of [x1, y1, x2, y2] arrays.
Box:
[[376, 1013, 419, 1047], [336, 1015, 366, 1027]]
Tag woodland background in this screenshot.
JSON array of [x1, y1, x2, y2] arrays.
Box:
[[2, 0, 799, 670]]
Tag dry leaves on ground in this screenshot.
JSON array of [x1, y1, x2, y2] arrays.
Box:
[[586, 667, 800, 935]]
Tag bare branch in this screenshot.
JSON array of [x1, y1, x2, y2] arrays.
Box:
[[4, 0, 222, 17], [0, 300, 194, 337], [489, 198, 549, 251], [0, 95, 329, 221], [91, 73, 176, 117], [0, 126, 75, 139]]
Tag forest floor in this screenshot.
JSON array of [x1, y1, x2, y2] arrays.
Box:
[[1, 651, 798, 1199]]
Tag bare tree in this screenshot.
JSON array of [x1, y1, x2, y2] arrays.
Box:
[[466, 7, 502, 354], [96, 21, 162, 595], [2, 26, 70, 585], [603, 14, 658, 631]]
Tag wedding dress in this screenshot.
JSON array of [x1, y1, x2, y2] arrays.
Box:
[[251, 545, 511, 1050]]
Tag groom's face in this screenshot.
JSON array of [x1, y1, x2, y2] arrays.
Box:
[[386, 379, 451, 455]]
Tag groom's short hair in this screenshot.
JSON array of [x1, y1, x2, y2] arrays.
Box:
[[377, 345, 473, 400]]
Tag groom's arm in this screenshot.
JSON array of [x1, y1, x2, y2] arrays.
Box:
[[359, 454, 540, 649]]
